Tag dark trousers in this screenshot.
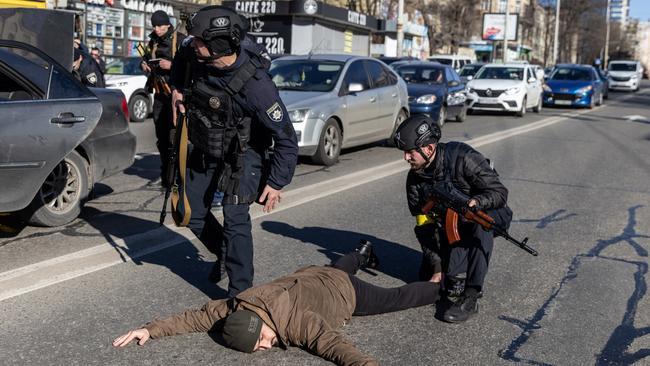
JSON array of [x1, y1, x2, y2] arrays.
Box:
[[184, 146, 264, 297], [443, 222, 493, 292], [152, 94, 173, 182], [332, 253, 439, 316]]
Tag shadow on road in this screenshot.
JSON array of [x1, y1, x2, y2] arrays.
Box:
[[498, 205, 650, 365], [261, 221, 422, 283], [82, 206, 227, 300]]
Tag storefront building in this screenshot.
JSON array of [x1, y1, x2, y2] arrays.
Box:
[[223, 0, 378, 57]]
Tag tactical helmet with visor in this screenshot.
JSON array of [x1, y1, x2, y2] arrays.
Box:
[[186, 6, 249, 59]]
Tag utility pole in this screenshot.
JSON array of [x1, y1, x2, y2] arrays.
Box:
[[552, 0, 560, 64], [604, 0, 611, 68], [504, 0, 510, 62], [396, 0, 404, 57]]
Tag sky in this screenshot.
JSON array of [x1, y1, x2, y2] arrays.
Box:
[[630, 0, 650, 21]]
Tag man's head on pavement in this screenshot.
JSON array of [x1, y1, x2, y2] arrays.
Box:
[[151, 10, 171, 37], [185, 6, 248, 68], [222, 310, 278, 353], [393, 115, 441, 170]]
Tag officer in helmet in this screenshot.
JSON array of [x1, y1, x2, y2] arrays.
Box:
[[169, 6, 298, 297], [394, 115, 509, 323]]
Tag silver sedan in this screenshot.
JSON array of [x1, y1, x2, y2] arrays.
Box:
[[270, 55, 409, 166]]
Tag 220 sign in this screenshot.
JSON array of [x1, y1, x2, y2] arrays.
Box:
[[257, 36, 285, 54]]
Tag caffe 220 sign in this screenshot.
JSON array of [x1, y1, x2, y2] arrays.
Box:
[[224, 0, 378, 55]]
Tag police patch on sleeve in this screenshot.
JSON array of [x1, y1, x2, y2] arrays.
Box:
[[266, 102, 283, 122], [86, 72, 97, 85]]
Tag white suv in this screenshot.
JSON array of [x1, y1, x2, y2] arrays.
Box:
[[428, 54, 474, 72], [105, 57, 153, 122], [608, 60, 643, 91], [466, 63, 543, 117]]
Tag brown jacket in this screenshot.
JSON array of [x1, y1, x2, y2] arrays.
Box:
[[145, 265, 379, 366]]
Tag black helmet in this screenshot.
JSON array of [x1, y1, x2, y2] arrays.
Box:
[[393, 115, 441, 151], [186, 6, 249, 58]]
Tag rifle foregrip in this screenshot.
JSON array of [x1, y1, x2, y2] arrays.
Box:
[[445, 208, 461, 244]]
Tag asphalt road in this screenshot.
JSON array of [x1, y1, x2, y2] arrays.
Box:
[[1, 84, 649, 365]]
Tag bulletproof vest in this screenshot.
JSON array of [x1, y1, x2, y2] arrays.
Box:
[[186, 79, 251, 160]]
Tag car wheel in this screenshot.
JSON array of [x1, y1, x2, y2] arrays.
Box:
[[312, 118, 341, 166], [516, 97, 527, 117], [533, 95, 542, 113], [129, 94, 149, 122], [386, 109, 407, 147], [455, 106, 467, 122], [437, 106, 446, 128], [24, 151, 90, 227], [588, 95, 595, 109]]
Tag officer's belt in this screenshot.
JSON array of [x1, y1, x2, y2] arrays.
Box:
[[221, 194, 256, 205]]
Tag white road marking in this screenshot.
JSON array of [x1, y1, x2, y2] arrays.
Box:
[[0, 97, 639, 301]]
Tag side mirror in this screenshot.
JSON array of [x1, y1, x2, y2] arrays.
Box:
[[466, 75, 473, 81], [348, 83, 364, 93], [528, 77, 537, 83], [448, 80, 460, 87]]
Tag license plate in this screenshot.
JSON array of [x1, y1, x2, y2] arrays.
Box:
[[479, 98, 498, 104], [555, 100, 572, 105]]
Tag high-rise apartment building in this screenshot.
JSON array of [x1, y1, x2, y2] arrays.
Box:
[[610, 0, 630, 26]]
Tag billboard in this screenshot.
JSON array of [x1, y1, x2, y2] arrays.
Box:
[[482, 13, 518, 41]]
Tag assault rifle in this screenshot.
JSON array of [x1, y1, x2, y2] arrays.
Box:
[[422, 181, 538, 256], [159, 108, 184, 225], [136, 43, 171, 96]]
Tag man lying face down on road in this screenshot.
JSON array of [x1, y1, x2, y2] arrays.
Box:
[[113, 241, 439, 365]]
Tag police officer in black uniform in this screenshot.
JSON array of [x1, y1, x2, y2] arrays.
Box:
[[169, 6, 298, 297], [394, 115, 509, 323], [142, 10, 186, 186], [73, 47, 105, 88]]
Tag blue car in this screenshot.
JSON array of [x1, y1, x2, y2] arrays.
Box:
[[394, 62, 468, 127], [542, 64, 605, 108]]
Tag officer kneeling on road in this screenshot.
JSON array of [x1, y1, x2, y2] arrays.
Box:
[[169, 6, 298, 297], [113, 241, 439, 365], [394, 115, 510, 323], [72, 47, 105, 88]]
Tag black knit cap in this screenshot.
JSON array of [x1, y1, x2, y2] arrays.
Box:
[[151, 10, 171, 26], [222, 310, 263, 353]]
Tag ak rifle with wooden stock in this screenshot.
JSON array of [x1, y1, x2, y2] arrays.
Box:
[[137, 43, 171, 96], [422, 181, 538, 256]]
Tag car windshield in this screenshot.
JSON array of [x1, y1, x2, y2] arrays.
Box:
[[550, 68, 593, 81], [475, 67, 524, 80], [608, 63, 636, 71], [429, 58, 452, 65], [270, 60, 344, 92], [106, 58, 144, 75], [395, 66, 444, 84], [459, 65, 482, 76]]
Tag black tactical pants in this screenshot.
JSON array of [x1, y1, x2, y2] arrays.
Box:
[[152, 94, 173, 183], [332, 253, 439, 316], [184, 146, 265, 297], [442, 221, 494, 292]]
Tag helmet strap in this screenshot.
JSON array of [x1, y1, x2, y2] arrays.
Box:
[[416, 146, 431, 165]]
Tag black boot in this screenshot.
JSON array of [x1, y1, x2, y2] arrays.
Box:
[[443, 287, 480, 323], [355, 240, 379, 269], [208, 258, 227, 283]]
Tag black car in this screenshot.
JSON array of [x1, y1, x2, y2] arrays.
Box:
[[0, 40, 136, 226], [394, 62, 468, 127]]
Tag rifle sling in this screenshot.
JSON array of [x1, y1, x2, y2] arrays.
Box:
[[171, 114, 191, 226]]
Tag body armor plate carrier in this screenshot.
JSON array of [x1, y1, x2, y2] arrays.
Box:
[[185, 54, 262, 199]]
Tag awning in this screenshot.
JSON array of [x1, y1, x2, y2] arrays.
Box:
[[0, 0, 46, 8]]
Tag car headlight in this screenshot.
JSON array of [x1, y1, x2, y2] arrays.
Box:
[[505, 87, 521, 95], [576, 85, 593, 94], [542, 84, 552, 92], [630, 74, 639, 80], [416, 94, 437, 104], [447, 92, 466, 105], [467, 87, 475, 94], [289, 109, 309, 123]]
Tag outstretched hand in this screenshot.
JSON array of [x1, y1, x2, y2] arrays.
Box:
[[112, 328, 150, 347]]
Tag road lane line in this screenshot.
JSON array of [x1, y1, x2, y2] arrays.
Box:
[[0, 102, 631, 301]]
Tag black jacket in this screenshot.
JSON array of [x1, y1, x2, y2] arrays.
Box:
[[76, 56, 105, 88], [147, 28, 186, 81], [406, 141, 508, 216], [170, 40, 298, 190]]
